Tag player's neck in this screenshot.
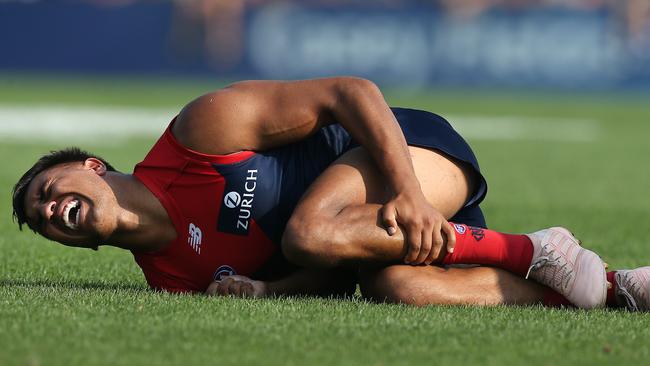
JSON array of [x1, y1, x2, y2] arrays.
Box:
[[104, 173, 176, 252]]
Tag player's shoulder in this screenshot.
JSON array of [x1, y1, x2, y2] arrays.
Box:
[[175, 80, 267, 127], [172, 83, 260, 155], [173, 87, 234, 138]]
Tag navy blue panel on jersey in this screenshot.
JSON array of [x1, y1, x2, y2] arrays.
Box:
[[213, 124, 352, 242]]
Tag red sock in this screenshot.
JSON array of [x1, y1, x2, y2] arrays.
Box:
[[443, 223, 534, 277], [543, 289, 573, 308], [606, 271, 619, 308], [542, 271, 619, 308]]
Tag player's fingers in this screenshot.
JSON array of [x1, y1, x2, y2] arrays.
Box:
[[443, 221, 456, 254], [228, 280, 241, 297], [381, 203, 398, 236], [242, 283, 255, 298], [217, 278, 234, 296], [215, 283, 228, 296], [205, 281, 220, 296], [414, 226, 433, 265], [404, 226, 421, 264], [424, 224, 439, 265], [424, 244, 437, 265], [431, 222, 444, 260]]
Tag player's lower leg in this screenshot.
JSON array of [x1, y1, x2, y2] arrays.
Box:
[[445, 225, 607, 309], [283, 207, 607, 308], [359, 265, 636, 309], [359, 265, 548, 306], [282, 145, 607, 308]]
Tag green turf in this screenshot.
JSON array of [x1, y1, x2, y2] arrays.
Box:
[[1, 74, 650, 366]]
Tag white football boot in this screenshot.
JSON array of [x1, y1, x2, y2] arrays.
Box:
[[525, 227, 607, 309], [615, 267, 650, 311]]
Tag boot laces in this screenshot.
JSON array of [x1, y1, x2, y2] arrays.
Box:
[[525, 245, 574, 291], [617, 272, 641, 311]]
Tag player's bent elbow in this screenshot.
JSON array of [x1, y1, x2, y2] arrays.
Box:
[[335, 77, 381, 103]]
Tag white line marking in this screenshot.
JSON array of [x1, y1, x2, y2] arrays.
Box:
[[448, 115, 600, 142], [0, 104, 175, 144], [0, 105, 600, 143]]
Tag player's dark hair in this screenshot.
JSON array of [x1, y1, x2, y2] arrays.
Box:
[[12, 147, 116, 231]]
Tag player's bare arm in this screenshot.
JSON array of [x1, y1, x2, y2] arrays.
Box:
[[174, 77, 455, 265]]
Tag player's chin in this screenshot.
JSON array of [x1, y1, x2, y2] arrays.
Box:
[[56, 233, 98, 249]]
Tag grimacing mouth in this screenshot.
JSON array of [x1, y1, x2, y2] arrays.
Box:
[[35, 193, 88, 237], [61, 198, 81, 230]]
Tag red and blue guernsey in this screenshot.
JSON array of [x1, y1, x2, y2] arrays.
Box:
[[132, 108, 488, 293]]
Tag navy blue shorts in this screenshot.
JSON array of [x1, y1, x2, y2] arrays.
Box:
[[340, 107, 488, 228], [394, 107, 487, 228]]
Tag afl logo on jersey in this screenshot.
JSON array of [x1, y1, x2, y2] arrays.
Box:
[[213, 265, 236, 281], [224, 191, 241, 208]]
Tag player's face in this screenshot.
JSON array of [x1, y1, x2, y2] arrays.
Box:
[[23, 159, 119, 248]]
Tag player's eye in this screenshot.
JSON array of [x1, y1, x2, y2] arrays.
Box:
[[33, 181, 52, 231], [40, 180, 54, 202], [40, 183, 48, 202]]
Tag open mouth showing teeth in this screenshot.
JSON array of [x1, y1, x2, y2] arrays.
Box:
[[63, 199, 81, 230]]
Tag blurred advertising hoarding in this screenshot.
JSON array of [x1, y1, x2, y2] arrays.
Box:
[[0, 1, 648, 89], [247, 5, 631, 87]]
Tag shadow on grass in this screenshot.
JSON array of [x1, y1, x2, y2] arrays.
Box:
[[0, 278, 147, 292]]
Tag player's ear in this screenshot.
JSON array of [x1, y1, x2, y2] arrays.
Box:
[[83, 158, 107, 176]]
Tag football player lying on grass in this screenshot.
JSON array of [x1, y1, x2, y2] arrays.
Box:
[[12, 77, 649, 310]]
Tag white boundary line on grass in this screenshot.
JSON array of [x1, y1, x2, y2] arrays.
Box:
[[448, 115, 601, 142], [0, 104, 600, 144]]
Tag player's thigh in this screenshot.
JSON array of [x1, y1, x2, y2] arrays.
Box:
[[294, 146, 477, 219]]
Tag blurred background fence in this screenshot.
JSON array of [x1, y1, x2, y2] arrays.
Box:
[[1, 0, 649, 89]]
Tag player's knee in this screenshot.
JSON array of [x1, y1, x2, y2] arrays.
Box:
[[282, 215, 340, 267]]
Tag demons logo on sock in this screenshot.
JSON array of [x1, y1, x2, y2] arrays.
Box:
[[470, 227, 485, 241]]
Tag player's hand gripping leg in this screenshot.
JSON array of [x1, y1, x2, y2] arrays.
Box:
[[380, 191, 457, 265], [282, 146, 474, 267]]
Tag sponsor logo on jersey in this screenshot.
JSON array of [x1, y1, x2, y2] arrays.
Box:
[[213, 265, 236, 281], [224, 191, 241, 208], [453, 223, 466, 234], [218, 169, 258, 236], [188, 223, 202, 254]]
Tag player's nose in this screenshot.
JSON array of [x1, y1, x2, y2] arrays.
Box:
[[39, 200, 57, 222]]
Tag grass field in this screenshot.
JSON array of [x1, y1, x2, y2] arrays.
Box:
[[1, 74, 650, 366]]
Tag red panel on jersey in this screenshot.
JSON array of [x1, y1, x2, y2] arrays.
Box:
[[132, 120, 276, 293]]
